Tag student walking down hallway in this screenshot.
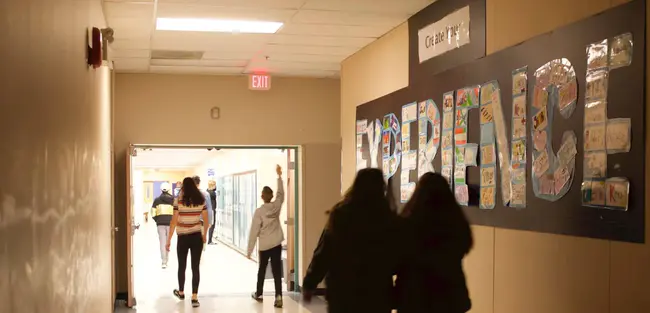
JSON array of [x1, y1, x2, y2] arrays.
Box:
[[166, 177, 210, 308], [247, 165, 285, 308]]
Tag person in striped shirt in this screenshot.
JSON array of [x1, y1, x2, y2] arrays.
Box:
[[166, 177, 209, 308]]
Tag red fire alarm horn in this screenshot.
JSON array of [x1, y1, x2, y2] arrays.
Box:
[[87, 27, 102, 68]]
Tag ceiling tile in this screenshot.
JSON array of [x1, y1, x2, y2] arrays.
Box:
[[105, 0, 154, 2], [113, 58, 150, 72], [302, 0, 434, 14], [151, 32, 269, 51], [269, 34, 374, 47], [246, 60, 340, 72], [262, 44, 358, 56], [246, 68, 338, 78], [104, 2, 154, 19], [156, 4, 296, 22], [278, 23, 391, 38], [150, 65, 245, 75], [111, 38, 151, 50], [261, 53, 346, 63], [291, 10, 408, 26], [202, 51, 259, 60], [108, 17, 152, 39], [157, 0, 307, 9], [111, 49, 151, 59], [150, 59, 249, 67]]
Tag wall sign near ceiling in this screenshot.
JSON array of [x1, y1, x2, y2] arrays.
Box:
[[418, 6, 471, 63], [249, 74, 271, 91], [408, 0, 486, 85]]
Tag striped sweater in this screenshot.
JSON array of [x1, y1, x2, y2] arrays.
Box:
[[173, 198, 206, 236]]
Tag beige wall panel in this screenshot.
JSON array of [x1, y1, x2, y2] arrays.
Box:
[[486, 0, 611, 54], [340, 24, 409, 191], [299, 143, 342, 283], [465, 226, 495, 313], [0, 0, 113, 311], [494, 230, 610, 313]]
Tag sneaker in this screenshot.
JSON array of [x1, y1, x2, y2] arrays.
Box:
[[162, 262, 167, 269], [191, 299, 200, 308], [273, 296, 283, 308], [251, 292, 263, 302]]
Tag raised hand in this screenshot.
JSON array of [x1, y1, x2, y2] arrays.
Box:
[[276, 164, 283, 176]]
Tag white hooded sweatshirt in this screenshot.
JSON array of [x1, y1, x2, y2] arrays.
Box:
[[247, 177, 285, 255]]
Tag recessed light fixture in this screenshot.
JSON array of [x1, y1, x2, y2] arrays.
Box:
[[156, 18, 283, 34]]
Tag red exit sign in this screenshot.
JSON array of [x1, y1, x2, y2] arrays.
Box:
[[249, 74, 271, 91]]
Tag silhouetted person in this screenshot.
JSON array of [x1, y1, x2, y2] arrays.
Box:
[[166, 177, 209, 308], [207, 180, 217, 245], [302, 168, 400, 313], [248, 165, 285, 308], [395, 172, 473, 313]]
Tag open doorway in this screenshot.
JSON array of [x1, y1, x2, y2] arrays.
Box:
[[125, 145, 300, 307]]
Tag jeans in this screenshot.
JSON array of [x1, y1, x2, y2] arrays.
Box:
[[208, 210, 216, 243], [157, 225, 170, 264], [256, 244, 283, 296]]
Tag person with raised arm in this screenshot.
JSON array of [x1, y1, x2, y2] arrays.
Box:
[[247, 164, 285, 308]]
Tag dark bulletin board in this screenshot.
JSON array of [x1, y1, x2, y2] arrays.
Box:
[[357, 0, 645, 243], [408, 0, 486, 85]]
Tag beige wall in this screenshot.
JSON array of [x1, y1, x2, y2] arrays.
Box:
[[114, 74, 341, 292], [340, 1, 650, 313], [0, 0, 113, 312]]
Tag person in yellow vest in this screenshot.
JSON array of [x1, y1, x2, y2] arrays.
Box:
[[144, 182, 175, 269]]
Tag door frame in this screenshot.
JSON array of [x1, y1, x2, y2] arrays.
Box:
[[125, 145, 302, 293], [126, 146, 136, 307]]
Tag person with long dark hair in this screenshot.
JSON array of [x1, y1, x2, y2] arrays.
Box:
[[166, 177, 209, 308], [302, 168, 400, 313], [395, 172, 473, 313]]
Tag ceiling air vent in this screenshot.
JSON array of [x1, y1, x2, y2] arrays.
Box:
[[151, 50, 204, 60]]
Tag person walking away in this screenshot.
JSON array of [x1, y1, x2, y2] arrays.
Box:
[[173, 181, 182, 197], [301, 168, 400, 313], [247, 165, 285, 308], [192, 175, 213, 251], [166, 177, 209, 308], [207, 180, 218, 245], [144, 182, 174, 269], [395, 172, 473, 313]]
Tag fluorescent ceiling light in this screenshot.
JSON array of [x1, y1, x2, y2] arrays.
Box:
[[156, 18, 283, 34]]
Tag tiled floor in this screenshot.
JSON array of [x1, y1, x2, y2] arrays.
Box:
[[115, 222, 327, 313]]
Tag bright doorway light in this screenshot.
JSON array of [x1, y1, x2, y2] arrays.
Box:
[[156, 18, 283, 34]]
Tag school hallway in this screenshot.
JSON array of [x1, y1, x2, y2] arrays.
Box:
[[118, 221, 327, 313]]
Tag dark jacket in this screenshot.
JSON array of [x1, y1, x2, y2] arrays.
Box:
[[395, 209, 473, 313], [303, 202, 400, 313], [207, 189, 217, 211], [151, 192, 174, 226]]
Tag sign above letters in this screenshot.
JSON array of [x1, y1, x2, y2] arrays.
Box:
[[418, 6, 471, 63]]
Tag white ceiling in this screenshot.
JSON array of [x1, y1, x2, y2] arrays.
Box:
[[132, 148, 217, 169], [104, 0, 434, 78]]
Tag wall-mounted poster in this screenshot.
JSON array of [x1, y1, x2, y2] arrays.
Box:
[[356, 0, 645, 243]]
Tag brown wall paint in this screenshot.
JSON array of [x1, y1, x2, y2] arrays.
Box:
[[114, 73, 341, 292], [341, 0, 650, 313], [0, 0, 113, 312]]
